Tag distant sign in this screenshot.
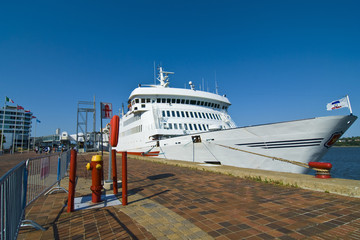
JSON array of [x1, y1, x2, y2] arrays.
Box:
[[101, 102, 113, 119]]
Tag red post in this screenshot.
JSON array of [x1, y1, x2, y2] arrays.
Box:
[[122, 151, 128, 206], [67, 150, 77, 212], [112, 149, 118, 194]]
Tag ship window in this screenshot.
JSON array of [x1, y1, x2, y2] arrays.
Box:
[[189, 124, 193, 130], [174, 123, 178, 129], [198, 124, 202, 130], [135, 99, 139, 103], [176, 99, 180, 103], [141, 99, 145, 103], [211, 103, 214, 107], [196, 101, 200, 105], [157, 98, 161, 103], [203, 124, 206, 130], [190, 100, 196, 105], [207, 124, 209, 129], [171, 99, 175, 103], [209, 114, 213, 119], [193, 124, 197, 130], [216, 114, 220, 120], [162, 98, 166, 103], [167, 99, 171, 103], [141, 104, 145, 108], [190, 112, 194, 118], [168, 123, 173, 129], [205, 113, 209, 119], [200, 101, 204, 106], [172, 111, 175, 117], [198, 112, 202, 118], [185, 111, 189, 118], [176, 111, 180, 117], [179, 123, 183, 129], [167, 111, 170, 117], [184, 124, 188, 130], [147, 99, 151, 103], [181, 111, 185, 117], [162, 111, 165, 117], [185, 100, 189, 104], [194, 112, 198, 118], [205, 102, 209, 106], [202, 112, 206, 118]]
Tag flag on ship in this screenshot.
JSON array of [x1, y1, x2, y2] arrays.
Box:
[[326, 96, 352, 114]]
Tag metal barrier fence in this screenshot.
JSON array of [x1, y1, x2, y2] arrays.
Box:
[[0, 162, 26, 240], [0, 151, 71, 240]]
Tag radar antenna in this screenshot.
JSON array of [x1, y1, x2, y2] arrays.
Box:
[[157, 66, 174, 87]]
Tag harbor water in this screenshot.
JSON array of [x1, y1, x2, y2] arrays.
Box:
[[308, 147, 360, 180]]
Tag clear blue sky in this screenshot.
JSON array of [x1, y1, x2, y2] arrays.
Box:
[[1, 0, 359, 137]]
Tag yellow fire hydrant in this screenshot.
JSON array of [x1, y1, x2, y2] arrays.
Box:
[[86, 155, 103, 203]]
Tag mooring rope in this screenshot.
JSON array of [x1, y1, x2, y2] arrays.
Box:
[[214, 143, 329, 172]]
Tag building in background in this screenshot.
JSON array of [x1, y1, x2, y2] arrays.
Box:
[[0, 105, 33, 153]]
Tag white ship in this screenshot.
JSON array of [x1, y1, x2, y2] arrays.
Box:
[[115, 67, 357, 174]]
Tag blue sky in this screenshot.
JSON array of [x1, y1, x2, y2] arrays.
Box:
[[1, 0, 359, 137]]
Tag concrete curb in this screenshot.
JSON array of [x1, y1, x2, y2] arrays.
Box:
[[124, 154, 360, 198]]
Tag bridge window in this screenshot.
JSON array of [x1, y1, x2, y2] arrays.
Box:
[[179, 123, 183, 129], [194, 112, 198, 118], [176, 111, 180, 117], [168, 123, 172, 129], [174, 123, 178, 129], [190, 112, 194, 118], [198, 124, 202, 131], [172, 111, 175, 117], [162, 111, 165, 117], [193, 124, 197, 130], [189, 124, 193, 130], [181, 99, 185, 104], [172, 99, 176, 103], [167, 111, 170, 117], [181, 111, 185, 117], [185, 112, 189, 118], [184, 124, 188, 130]]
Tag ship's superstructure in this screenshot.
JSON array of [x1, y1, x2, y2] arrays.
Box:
[[115, 67, 357, 174]]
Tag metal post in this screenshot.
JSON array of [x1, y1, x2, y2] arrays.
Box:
[[100, 102, 103, 156], [122, 151, 127, 205], [67, 150, 77, 212], [1, 101, 6, 153], [12, 108, 18, 154], [112, 149, 118, 194]]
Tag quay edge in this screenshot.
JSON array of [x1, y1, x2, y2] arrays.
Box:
[[123, 153, 360, 198]]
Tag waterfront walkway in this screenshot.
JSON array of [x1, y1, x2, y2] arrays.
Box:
[[17, 153, 360, 239]]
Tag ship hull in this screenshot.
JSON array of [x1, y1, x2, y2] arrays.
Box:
[[117, 115, 357, 174]]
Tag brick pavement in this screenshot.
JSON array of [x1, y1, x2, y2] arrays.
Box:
[[17, 153, 360, 239]]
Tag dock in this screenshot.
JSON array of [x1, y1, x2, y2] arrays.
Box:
[[18, 153, 360, 239]]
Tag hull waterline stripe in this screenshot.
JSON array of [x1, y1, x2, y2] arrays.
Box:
[[235, 138, 324, 146]]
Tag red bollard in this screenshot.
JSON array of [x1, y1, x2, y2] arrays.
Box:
[[86, 155, 104, 203], [111, 149, 118, 194], [122, 151, 128, 206], [67, 150, 77, 212], [309, 162, 333, 179]]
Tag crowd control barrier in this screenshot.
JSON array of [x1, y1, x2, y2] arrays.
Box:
[[0, 150, 71, 240]]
